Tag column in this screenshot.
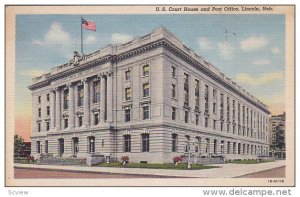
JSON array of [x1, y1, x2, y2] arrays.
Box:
[[50, 89, 55, 130], [83, 79, 90, 126], [100, 75, 106, 123], [55, 88, 61, 130], [107, 72, 113, 122], [69, 84, 75, 130]]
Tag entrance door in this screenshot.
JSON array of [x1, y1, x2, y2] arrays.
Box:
[[58, 138, 64, 156], [72, 137, 79, 155]]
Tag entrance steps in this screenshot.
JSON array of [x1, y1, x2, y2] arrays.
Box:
[[37, 155, 86, 166]]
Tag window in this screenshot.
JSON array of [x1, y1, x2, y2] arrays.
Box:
[[143, 83, 150, 97], [141, 134, 150, 152], [227, 142, 231, 154], [238, 103, 240, 122], [36, 141, 41, 154], [64, 118, 68, 129], [171, 84, 176, 98], [213, 89, 216, 98], [47, 106, 50, 116], [195, 114, 199, 125], [125, 70, 130, 81], [94, 114, 99, 125], [37, 122, 41, 132], [93, 81, 100, 103], [220, 122, 223, 131], [47, 94, 50, 101], [63, 89, 69, 109], [78, 116, 83, 127], [205, 85, 209, 113], [172, 134, 178, 152], [38, 96, 41, 104], [195, 137, 201, 153], [227, 97, 230, 121], [185, 135, 190, 152], [213, 102, 216, 114], [125, 109, 131, 122], [171, 107, 176, 120], [46, 121, 50, 131], [233, 142, 236, 154], [205, 117, 208, 128], [143, 64, 149, 76], [45, 140, 48, 153], [184, 73, 189, 85], [221, 141, 224, 154], [77, 85, 84, 107], [184, 90, 189, 104], [124, 135, 131, 152], [227, 123, 230, 132], [143, 106, 150, 120], [205, 138, 210, 153], [171, 66, 176, 77], [195, 79, 200, 108], [38, 108, 41, 117], [220, 93, 224, 118], [125, 88, 131, 101], [232, 100, 235, 121], [184, 111, 189, 123], [213, 120, 217, 130]]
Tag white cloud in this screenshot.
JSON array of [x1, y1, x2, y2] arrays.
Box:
[[20, 69, 46, 78], [197, 37, 213, 50], [84, 35, 97, 44], [32, 22, 71, 46], [240, 36, 269, 52], [235, 72, 283, 86], [217, 41, 234, 59], [252, 59, 271, 65], [271, 47, 280, 54], [111, 33, 133, 44]]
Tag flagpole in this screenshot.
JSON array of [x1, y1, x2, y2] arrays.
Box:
[[81, 16, 83, 55]]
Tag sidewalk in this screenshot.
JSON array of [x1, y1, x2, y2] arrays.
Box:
[[14, 160, 286, 178]]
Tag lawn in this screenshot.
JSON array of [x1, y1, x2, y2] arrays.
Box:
[[94, 162, 217, 170], [14, 159, 35, 164], [227, 159, 275, 164]]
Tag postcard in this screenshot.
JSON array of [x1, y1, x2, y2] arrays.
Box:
[[5, 5, 295, 187]]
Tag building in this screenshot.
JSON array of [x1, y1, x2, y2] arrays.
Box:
[[29, 27, 270, 163], [269, 112, 285, 159]]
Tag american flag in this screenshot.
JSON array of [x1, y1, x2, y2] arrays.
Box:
[[81, 18, 96, 31]]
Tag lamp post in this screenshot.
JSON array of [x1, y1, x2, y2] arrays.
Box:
[[90, 139, 94, 153]]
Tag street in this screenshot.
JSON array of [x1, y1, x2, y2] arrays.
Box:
[[237, 166, 285, 178], [14, 167, 182, 179]]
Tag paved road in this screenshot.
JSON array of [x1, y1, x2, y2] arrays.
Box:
[[14, 167, 182, 179], [237, 166, 285, 178]]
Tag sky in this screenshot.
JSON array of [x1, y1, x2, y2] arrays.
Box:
[[15, 14, 285, 141]]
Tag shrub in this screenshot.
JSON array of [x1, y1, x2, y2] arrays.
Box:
[[121, 156, 129, 162], [27, 155, 34, 162], [173, 156, 183, 163]]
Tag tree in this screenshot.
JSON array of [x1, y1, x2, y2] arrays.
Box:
[[275, 124, 285, 150], [14, 134, 25, 157]]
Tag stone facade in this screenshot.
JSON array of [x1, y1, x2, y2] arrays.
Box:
[[29, 27, 270, 163]]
